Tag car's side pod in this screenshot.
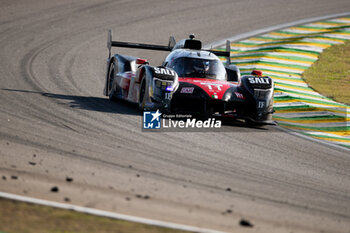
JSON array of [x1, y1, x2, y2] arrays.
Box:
[[240, 74, 275, 123]]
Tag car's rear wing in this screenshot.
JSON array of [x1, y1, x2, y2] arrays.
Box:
[[107, 30, 231, 64]]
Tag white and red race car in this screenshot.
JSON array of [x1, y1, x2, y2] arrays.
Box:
[[104, 31, 275, 125]]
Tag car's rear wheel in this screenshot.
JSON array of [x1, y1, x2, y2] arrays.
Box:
[[107, 63, 116, 100]]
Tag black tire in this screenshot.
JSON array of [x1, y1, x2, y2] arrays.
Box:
[[138, 76, 146, 110], [199, 103, 213, 120], [107, 63, 116, 100]]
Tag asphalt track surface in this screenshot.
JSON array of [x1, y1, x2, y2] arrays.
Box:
[[1, 1, 350, 232]]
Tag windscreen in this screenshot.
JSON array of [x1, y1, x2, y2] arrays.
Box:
[[170, 57, 226, 80]]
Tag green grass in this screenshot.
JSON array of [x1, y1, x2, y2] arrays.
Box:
[[0, 198, 190, 233], [302, 40, 350, 105]]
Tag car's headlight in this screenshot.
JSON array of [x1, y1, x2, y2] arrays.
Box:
[[153, 78, 175, 91]]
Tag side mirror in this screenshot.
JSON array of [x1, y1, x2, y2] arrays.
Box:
[[226, 65, 241, 82], [136, 58, 148, 65]]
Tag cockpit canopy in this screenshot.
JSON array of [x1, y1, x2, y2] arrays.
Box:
[[168, 57, 226, 80], [164, 48, 227, 80]]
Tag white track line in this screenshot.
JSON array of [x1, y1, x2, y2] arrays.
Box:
[[0, 191, 225, 233]]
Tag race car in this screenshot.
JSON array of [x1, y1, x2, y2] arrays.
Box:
[[104, 30, 275, 125]]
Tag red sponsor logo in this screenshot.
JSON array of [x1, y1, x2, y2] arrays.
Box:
[[180, 87, 194, 94]]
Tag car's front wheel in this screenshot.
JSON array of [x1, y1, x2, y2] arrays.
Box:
[[138, 76, 146, 110]]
